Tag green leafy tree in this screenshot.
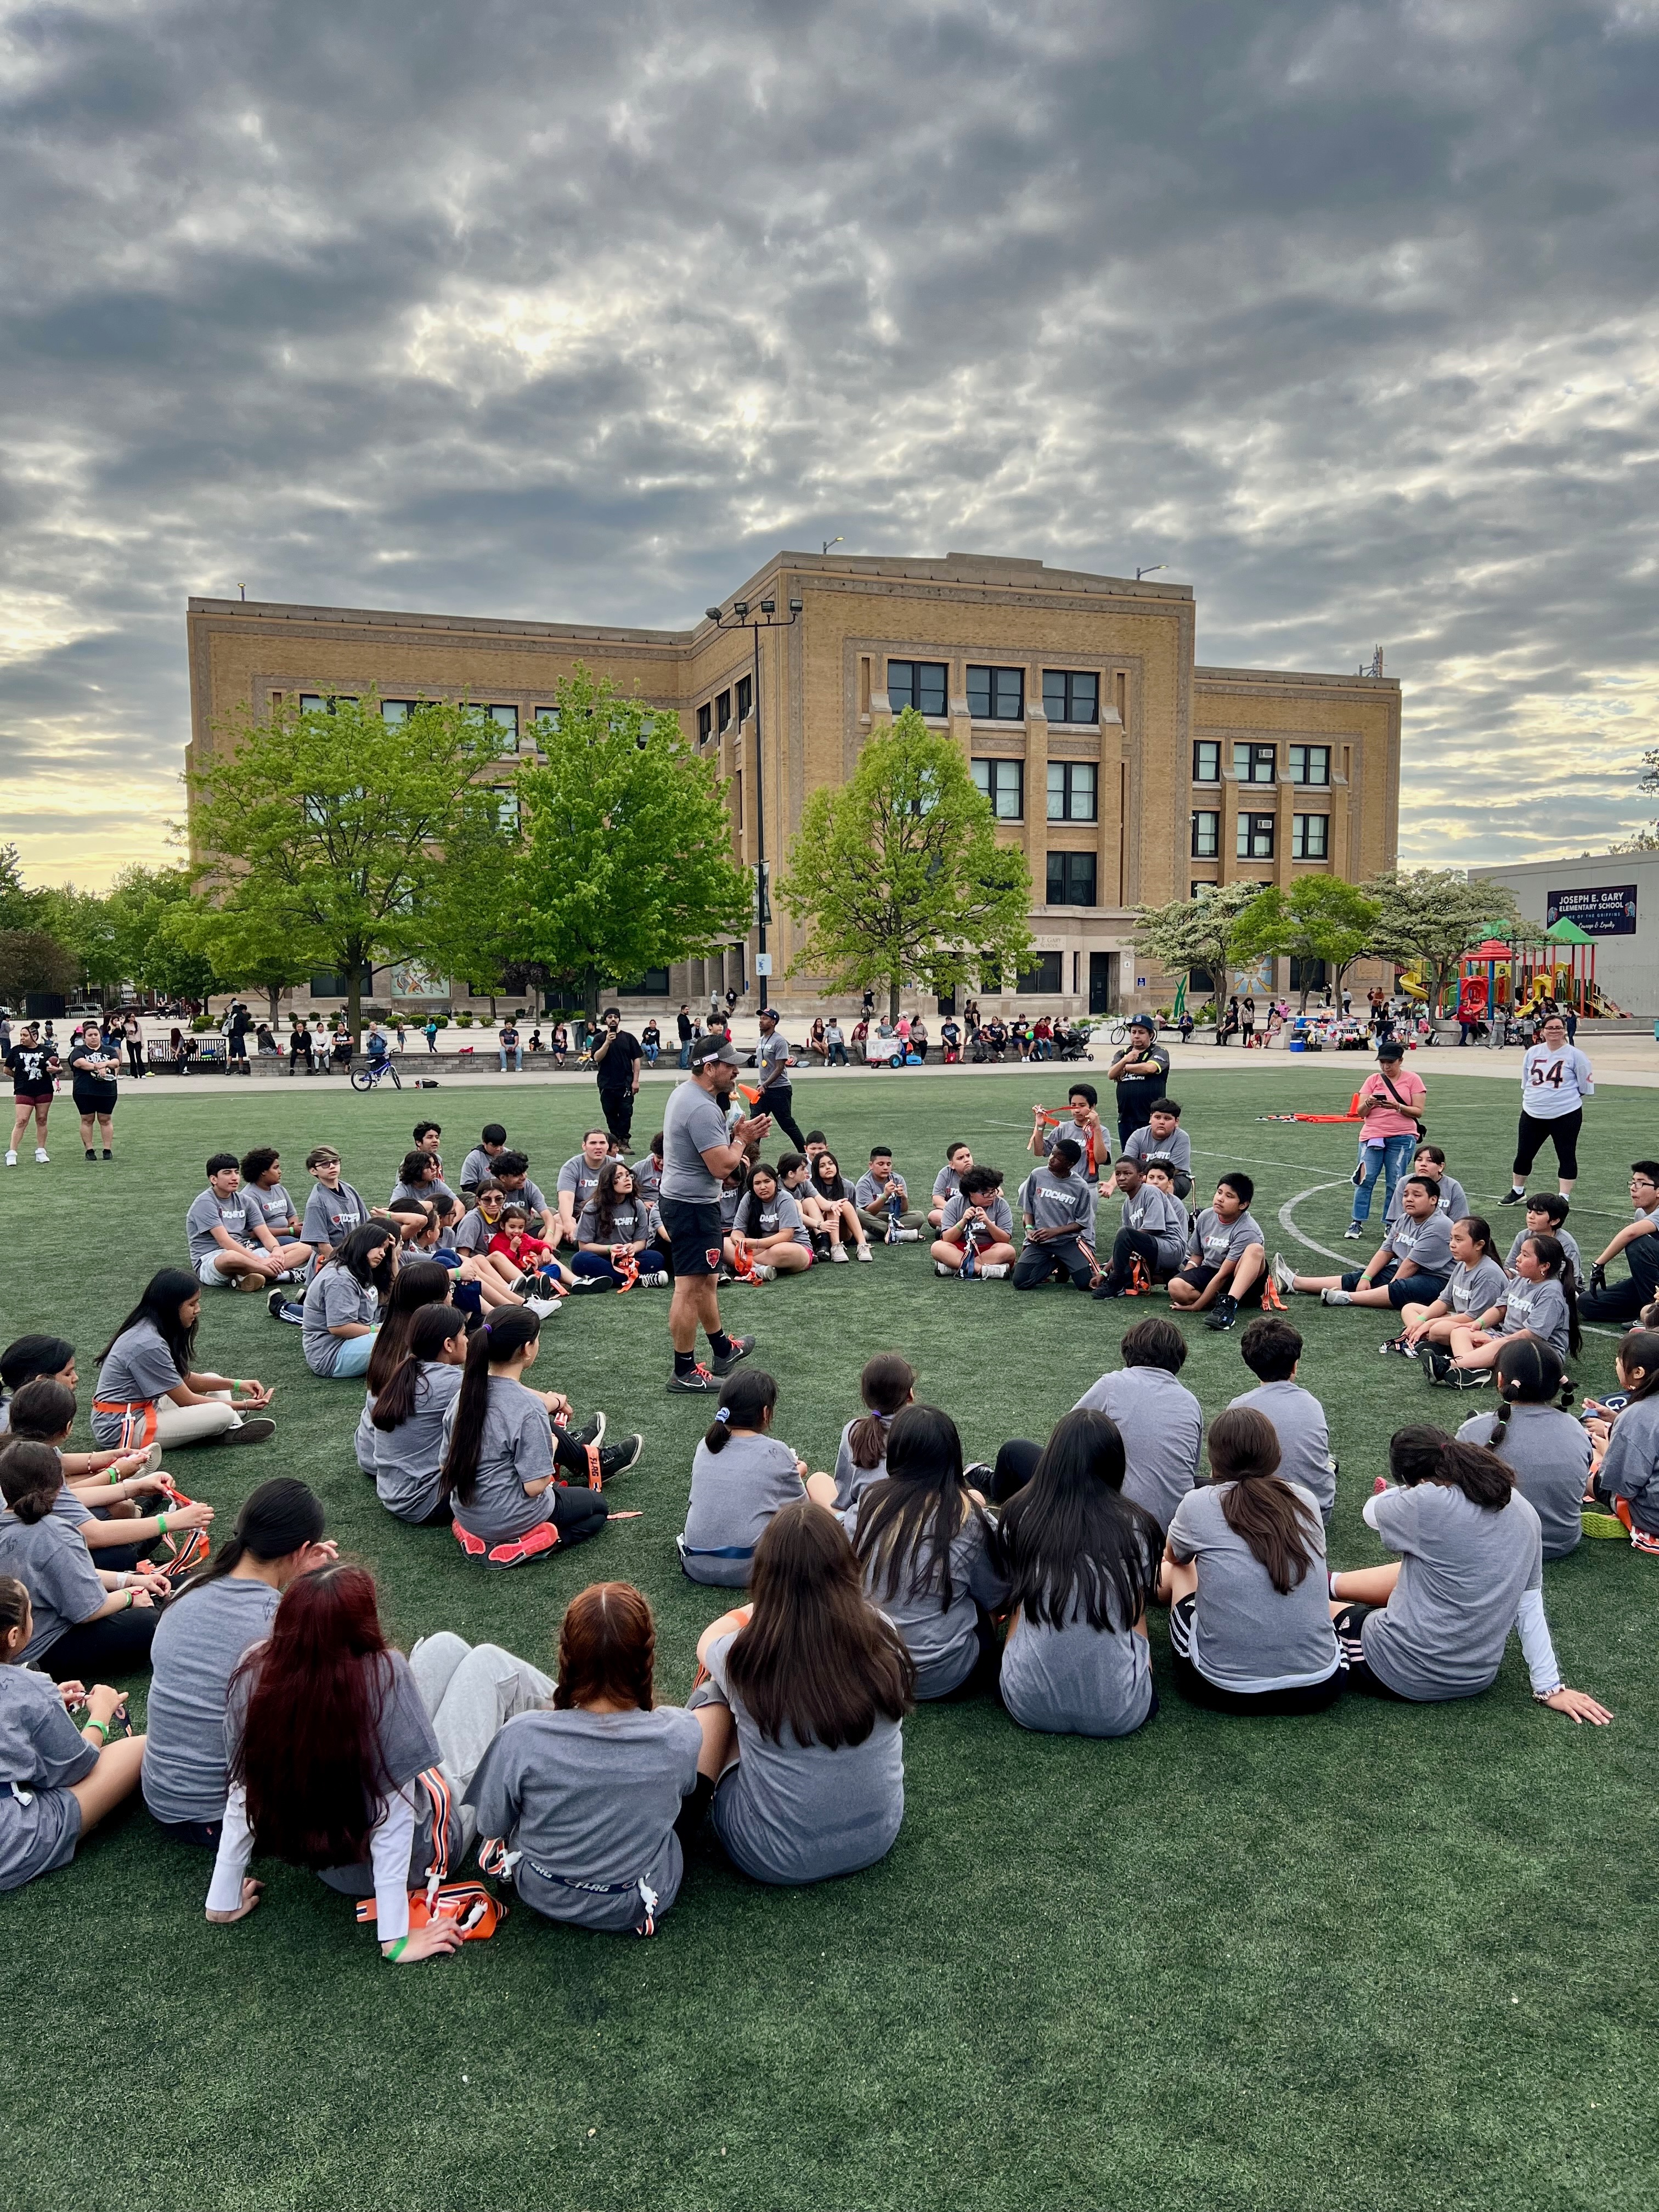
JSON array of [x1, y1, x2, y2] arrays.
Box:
[[1363, 868, 1522, 1025], [33, 885, 121, 996], [99, 867, 218, 1006], [1231, 876, 1383, 1011], [0, 931, 77, 1006], [187, 693, 518, 1039], [776, 708, 1032, 1020], [512, 666, 753, 1017], [1131, 881, 1265, 1005], [0, 845, 49, 934]]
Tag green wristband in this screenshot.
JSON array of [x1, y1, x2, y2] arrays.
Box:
[[155, 1512, 168, 1536], [84, 1718, 109, 1746], [386, 1936, 408, 1962]]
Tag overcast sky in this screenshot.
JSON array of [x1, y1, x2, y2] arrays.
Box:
[[2, 0, 1656, 887]]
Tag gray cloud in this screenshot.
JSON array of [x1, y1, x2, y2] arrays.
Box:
[[2, 0, 1657, 881]]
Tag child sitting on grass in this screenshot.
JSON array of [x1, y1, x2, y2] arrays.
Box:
[[834, 1355, 917, 1508], [1455, 1338, 1590, 1561], [678, 1369, 838, 1586], [1380, 1216, 1507, 1361], [1226, 1317, 1336, 1524], [1583, 1329, 1659, 1556], [931, 1166, 1015, 1279], [1504, 1191, 1583, 1288], [728, 1163, 815, 1282], [3, 1379, 214, 1574], [808, 1151, 873, 1263], [1425, 1232, 1579, 1386]]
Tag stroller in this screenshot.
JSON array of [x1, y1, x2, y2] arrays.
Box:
[[1056, 1026, 1093, 1062]]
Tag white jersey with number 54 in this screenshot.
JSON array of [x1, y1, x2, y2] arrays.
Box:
[[1520, 1042, 1594, 1119]]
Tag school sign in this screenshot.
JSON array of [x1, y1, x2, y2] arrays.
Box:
[[1545, 884, 1638, 937]]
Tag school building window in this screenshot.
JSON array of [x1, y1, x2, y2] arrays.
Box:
[[1192, 809, 1220, 858], [1288, 744, 1331, 786], [380, 700, 414, 724], [1047, 850, 1097, 906], [618, 968, 672, 994], [1234, 742, 1276, 785], [1237, 812, 1276, 860], [696, 703, 713, 744], [1047, 762, 1097, 821], [716, 689, 732, 731], [1017, 950, 1063, 994], [967, 665, 1023, 719], [534, 707, 559, 736], [1192, 740, 1222, 783], [1042, 670, 1098, 725], [1292, 812, 1329, 860], [297, 693, 357, 713], [309, 969, 373, 997], [736, 675, 752, 724], [887, 660, 948, 716], [972, 758, 1024, 819], [487, 705, 518, 741]]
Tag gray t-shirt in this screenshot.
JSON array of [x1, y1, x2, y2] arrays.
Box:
[[439, 1374, 554, 1544], [1505, 1226, 1583, 1288], [1359, 1483, 1544, 1701], [1122, 1124, 1192, 1176], [1017, 1167, 1097, 1240], [575, 1196, 662, 1248], [733, 1188, 810, 1250], [375, 1361, 465, 1523], [833, 1417, 890, 1510], [92, 1321, 183, 1445], [1073, 1365, 1204, 1530], [464, 1706, 703, 1932], [845, 1495, 1009, 1699], [1455, 1404, 1592, 1561], [1118, 1183, 1188, 1267], [452, 1208, 499, 1256], [681, 1432, 805, 1584], [661, 1081, 731, 1204], [756, 1030, 792, 1090], [557, 1155, 605, 1212], [143, 1577, 283, 1825], [932, 1164, 963, 1203], [459, 1147, 500, 1190], [1497, 1276, 1571, 1357], [1039, 1122, 1108, 1180], [0, 1666, 96, 1891], [1000, 1601, 1153, 1739], [1383, 1210, 1454, 1278], [186, 1188, 257, 1264], [1227, 1380, 1335, 1521], [0, 1515, 105, 1662], [1592, 1392, 1659, 1537], [245, 1182, 297, 1236], [702, 1628, 905, 1885], [1385, 1173, 1468, 1227], [940, 1190, 1014, 1243], [1186, 1208, 1265, 1271], [301, 1268, 380, 1378], [496, 1179, 552, 1234], [854, 1170, 911, 1212], [300, 1181, 369, 1252], [1445, 1256, 1510, 1317], [389, 1176, 455, 1216], [1167, 1481, 1339, 1691]]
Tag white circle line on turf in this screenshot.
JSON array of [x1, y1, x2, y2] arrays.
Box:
[[1277, 1180, 1356, 1266]]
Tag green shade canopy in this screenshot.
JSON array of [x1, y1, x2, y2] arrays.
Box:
[[1546, 918, 1594, 945]]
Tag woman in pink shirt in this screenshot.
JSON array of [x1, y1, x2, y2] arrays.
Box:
[[1346, 1040, 1427, 1240]]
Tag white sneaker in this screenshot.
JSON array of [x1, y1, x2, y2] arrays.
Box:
[[526, 1296, 562, 1317], [638, 1270, 669, 1289], [1272, 1253, 1297, 1297], [935, 1261, 955, 1277], [830, 1245, 849, 1264], [1321, 1287, 1353, 1306], [980, 1262, 1010, 1278], [752, 1263, 776, 1282], [853, 1244, 873, 1262], [34, 1147, 48, 1164], [3, 1150, 14, 1167]]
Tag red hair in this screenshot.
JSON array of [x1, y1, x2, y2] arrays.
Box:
[[553, 1582, 656, 1712], [232, 1565, 394, 1870]]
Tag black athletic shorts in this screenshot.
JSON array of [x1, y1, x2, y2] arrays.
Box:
[[661, 1197, 724, 1277], [1173, 1262, 1263, 1306]]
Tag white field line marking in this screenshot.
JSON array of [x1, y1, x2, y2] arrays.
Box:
[[1277, 1180, 1356, 1266]]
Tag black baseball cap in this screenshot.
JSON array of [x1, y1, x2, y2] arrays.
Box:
[[1376, 1040, 1406, 1060]]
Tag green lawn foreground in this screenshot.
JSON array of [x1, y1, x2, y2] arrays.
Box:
[[0, 1065, 1652, 2212]]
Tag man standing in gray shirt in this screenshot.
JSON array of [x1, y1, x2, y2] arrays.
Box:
[[659, 1039, 773, 1393], [754, 1009, 806, 1150]]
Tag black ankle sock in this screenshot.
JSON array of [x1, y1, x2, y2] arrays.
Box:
[[708, 1331, 733, 1359], [673, 1348, 697, 1377]]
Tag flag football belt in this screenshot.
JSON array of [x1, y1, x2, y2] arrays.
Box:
[[453, 1518, 561, 1567], [729, 1234, 768, 1285], [357, 1884, 507, 1940], [149, 1479, 212, 1579], [613, 1252, 641, 1294], [93, 1400, 159, 1452], [1035, 1112, 1102, 1178], [523, 1857, 661, 1937]]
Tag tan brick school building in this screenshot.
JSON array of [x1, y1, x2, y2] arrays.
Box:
[[185, 550, 1401, 1018]]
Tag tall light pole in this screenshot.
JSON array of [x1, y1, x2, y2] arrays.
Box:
[[705, 589, 804, 1013]]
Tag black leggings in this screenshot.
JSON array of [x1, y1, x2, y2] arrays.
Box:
[[42, 1605, 160, 1681], [1514, 1108, 1581, 1181], [546, 1483, 610, 1545], [761, 1087, 807, 1151]]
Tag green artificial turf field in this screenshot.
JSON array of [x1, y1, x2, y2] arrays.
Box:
[[0, 1063, 1653, 2211]]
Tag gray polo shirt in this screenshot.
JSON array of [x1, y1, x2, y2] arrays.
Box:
[[1073, 1364, 1203, 1530], [1167, 1480, 1340, 1692], [661, 1080, 731, 1204]]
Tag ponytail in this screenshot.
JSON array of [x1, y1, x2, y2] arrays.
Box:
[[372, 1304, 467, 1433], [441, 1310, 539, 1506], [1525, 1233, 1581, 1358], [172, 1478, 325, 1601], [1389, 1424, 1513, 1510], [1615, 1328, 1659, 1408], [849, 1352, 916, 1470], [1208, 1407, 1318, 1595], [1489, 1336, 1568, 1447], [704, 1367, 777, 1454], [0, 1440, 64, 1524]]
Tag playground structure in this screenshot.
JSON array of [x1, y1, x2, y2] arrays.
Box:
[[1400, 922, 1628, 1022]]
